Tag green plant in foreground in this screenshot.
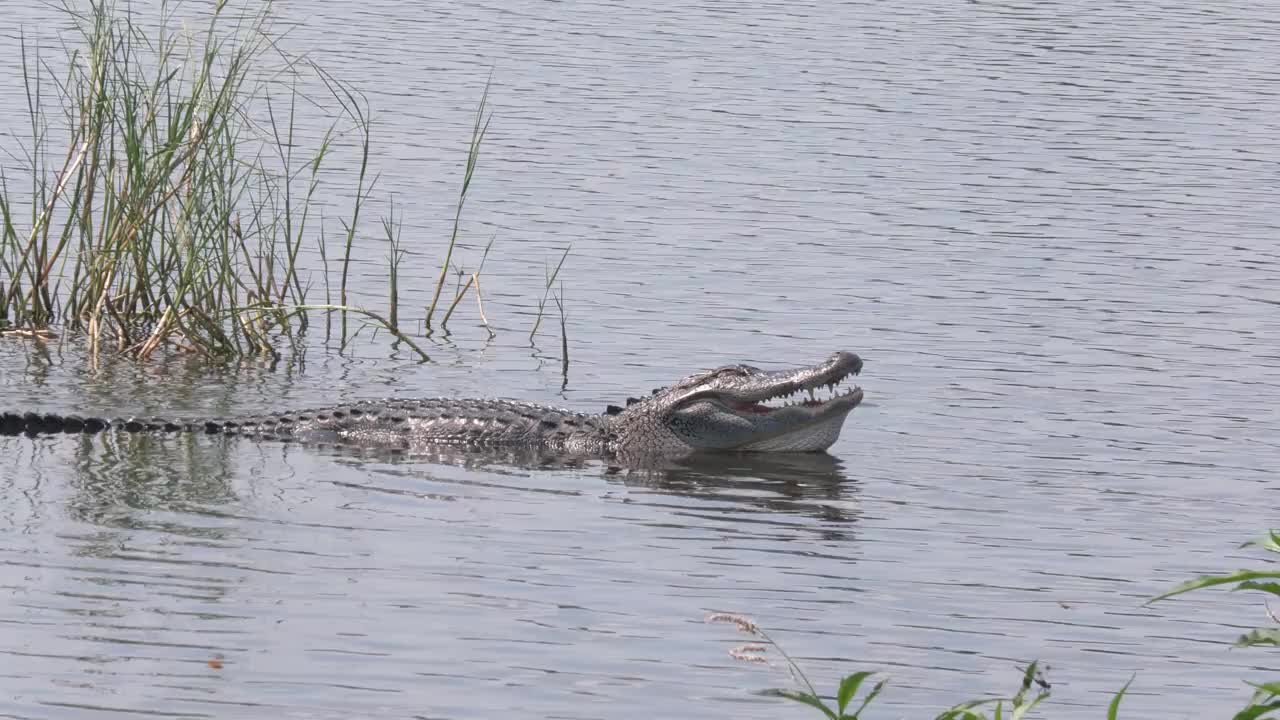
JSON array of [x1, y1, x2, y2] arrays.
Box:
[[931, 662, 1053, 720], [1147, 529, 1280, 648], [708, 612, 1055, 719], [710, 529, 1280, 718], [1147, 529, 1280, 718]]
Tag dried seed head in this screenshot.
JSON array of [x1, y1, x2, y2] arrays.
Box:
[[729, 643, 770, 663], [705, 613, 761, 636]]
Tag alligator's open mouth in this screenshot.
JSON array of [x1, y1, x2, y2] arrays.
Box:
[[730, 379, 863, 415]]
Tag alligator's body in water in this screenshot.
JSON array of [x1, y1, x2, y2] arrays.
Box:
[[1, 352, 865, 460]]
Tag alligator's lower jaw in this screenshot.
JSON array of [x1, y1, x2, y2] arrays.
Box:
[[735, 409, 855, 452]]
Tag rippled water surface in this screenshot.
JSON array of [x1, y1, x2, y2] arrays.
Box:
[[2, 0, 1279, 718]]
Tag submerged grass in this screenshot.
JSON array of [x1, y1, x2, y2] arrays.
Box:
[[0, 1, 517, 363], [713, 529, 1280, 718]]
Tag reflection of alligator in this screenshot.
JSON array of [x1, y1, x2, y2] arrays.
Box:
[[2, 352, 864, 460], [614, 451, 862, 524]]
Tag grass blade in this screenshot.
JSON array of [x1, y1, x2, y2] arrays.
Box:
[[1108, 675, 1135, 720], [762, 689, 837, 720], [836, 671, 874, 716], [1147, 571, 1280, 605]]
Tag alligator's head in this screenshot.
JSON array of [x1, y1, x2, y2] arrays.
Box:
[[606, 351, 864, 456]]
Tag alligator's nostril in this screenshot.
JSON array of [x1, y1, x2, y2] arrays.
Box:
[[831, 351, 864, 375]]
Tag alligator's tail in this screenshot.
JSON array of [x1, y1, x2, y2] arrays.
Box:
[[0, 412, 218, 436]]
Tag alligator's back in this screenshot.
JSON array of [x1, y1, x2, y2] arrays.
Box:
[[1, 398, 611, 452]]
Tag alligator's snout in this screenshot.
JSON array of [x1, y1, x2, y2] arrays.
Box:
[[827, 351, 862, 377]]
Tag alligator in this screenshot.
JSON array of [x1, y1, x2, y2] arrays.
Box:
[[0, 351, 865, 461]]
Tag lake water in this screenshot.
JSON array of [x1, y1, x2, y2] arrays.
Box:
[[2, 0, 1279, 718]]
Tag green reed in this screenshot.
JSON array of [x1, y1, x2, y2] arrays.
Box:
[[529, 244, 571, 344], [0, 1, 509, 363], [425, 72, 491, 335], [713, 529, 1280, 718]]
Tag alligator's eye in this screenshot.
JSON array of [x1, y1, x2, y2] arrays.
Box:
[[677, 365, 748, 389]]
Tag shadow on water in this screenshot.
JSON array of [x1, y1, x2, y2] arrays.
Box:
[[301, 439, 864, 530], [15, 429, 862, 531]]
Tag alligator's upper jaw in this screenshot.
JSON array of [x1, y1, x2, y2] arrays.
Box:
[[719, 351, 864, 418]]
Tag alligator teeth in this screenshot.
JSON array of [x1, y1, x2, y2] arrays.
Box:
[[750, 379, 862, 412]]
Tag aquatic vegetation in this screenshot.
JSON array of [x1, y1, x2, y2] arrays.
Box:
[[425, 74, 491, 336], [1146, 529, 1280, 649], [1146, 529, 1280, 718], [0, 0, 499, 361], [711, 529, 1280, 718], [708, 612, 1050, 720]]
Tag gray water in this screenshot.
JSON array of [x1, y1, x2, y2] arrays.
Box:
[[2, 0, 1279, 717]]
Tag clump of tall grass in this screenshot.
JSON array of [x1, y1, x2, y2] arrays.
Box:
[[0, 0, 493, 362], [712, 528, 1280, 718]]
